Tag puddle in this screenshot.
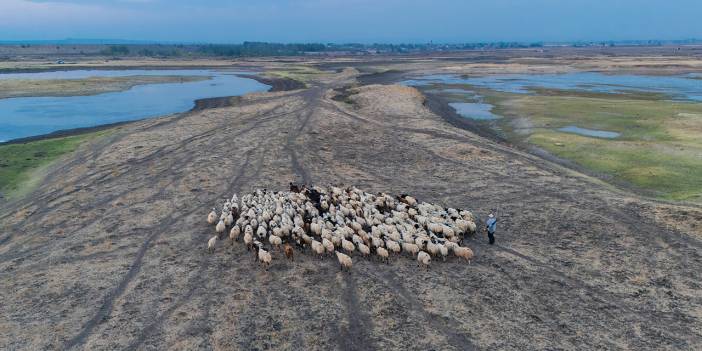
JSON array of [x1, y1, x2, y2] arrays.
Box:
[[558, 125, 620, 139], [449, 102, 500, 120]]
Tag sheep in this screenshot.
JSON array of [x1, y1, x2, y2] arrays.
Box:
[[207, 235, 217, 253], [322, 238, 335, 254], [453, 246, 474, 263], [444, 241, 459, 252], [426, 241, 439, 256], [386, 240, 401, 254], [301, 233, 313, 246], [400, 194, 417, 207], [437, 243, 448, 261], [269, 235, 282, 250], [224, 212, 234, 226], [258, 246, 272, 269], [371, 236, 384, 248], [244, 227, 254, 251], [215, 219, 226, 234], [357, 242, 371, 256], [341, 239, 355, 253], [335, 251, 353, 271], [310, 222, 322, 236], [331, 235, 341, 247], [376, 247, 389, 263], [284, 243, 294, 261], [402, 242, 420, 257], [256, 225, 267, 238], [442, 226, 455, 238], [207, 186, 479, 266], [229, 225, 240, 243], [311, 240, 325, 258], [272, 226, 283, 238], [417, 251, 431, 268], [207, 208, 217, 225]]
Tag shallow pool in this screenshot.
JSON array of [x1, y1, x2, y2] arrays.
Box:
[[0, 70, 269, 142], [558, 125, 621, 139], [448, 102, 500, 120]]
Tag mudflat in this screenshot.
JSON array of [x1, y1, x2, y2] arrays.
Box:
[[1, 49, 701, 350]]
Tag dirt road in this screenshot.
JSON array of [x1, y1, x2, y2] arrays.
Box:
[[1, 62, 701, 350]]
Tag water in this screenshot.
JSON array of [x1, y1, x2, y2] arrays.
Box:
[[448, 102, 500, 120], [403, 72, 702, 101], [558, 125, 620, 139], [0, 70, 269, 142]]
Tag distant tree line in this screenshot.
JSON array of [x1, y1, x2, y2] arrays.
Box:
[[192, 41, 544, 56], [198, 42, 326, 56]]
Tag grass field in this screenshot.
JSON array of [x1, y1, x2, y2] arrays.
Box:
[[265, 65, 325, 85], [0, 130, 110, 198], [478, 89, 702, 202], [417, 83, 702, 202]]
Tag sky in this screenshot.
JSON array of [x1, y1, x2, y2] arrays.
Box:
[[1, 0, 701, 43]]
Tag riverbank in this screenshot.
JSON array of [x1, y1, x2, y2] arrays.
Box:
[[0, 75, 207, 99], [365, 68, 702, 204], [0, 71, 305, 198]]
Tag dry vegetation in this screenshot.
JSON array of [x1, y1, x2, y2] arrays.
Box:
[[1, 49, 701, 350]]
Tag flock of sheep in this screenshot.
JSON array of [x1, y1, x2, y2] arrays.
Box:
[[205, 184, 477, 270]]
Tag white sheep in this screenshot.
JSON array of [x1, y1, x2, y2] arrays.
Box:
[[256, 225, 267, 238], [335, 251, 353, 271], [224, 213, 234, 226], [376, 247, 389, 263], [426, 241, 439, 256], [207, 208, 217, 225], [417, 251, 430, 268], [258, 247, 272, 269], [386, 240, 401, 254], [437, 243, 448, 261], [341, 239, 355, 253], [269, 235, 282, 250], [215, 219, 226, 234], [229, 225, 240, 242], [357, 242, 370, 256], [402, 242, 420, 256], [207, 235, 217, 253], [244, 227, 254, 250], [310, 222, 322, 236], [322, 238, 335, 253], [311, 240, 325, 258]]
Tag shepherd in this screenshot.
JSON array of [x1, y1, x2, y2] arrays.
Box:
[[485, 213, 497, 245]]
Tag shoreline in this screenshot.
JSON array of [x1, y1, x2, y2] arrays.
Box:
[[357, 70, 701, 206], [0, 73, 302, 146]]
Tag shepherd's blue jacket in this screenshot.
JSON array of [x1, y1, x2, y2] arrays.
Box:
[[486, 218, 497, 233]]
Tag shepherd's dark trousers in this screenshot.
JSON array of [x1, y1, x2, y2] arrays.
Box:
[[488, 231, 495, 245]]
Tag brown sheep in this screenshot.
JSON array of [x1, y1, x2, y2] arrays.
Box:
[[284, 243, 294, 261]]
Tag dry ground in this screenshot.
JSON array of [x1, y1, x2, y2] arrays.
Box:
[[1, 54, 701, 350]]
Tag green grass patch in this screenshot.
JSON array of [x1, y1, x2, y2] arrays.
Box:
[[265, 65, 325, 85], [0, 130, 110, 198], [438, 86, 702, 203], [529, 131, 702, 201]]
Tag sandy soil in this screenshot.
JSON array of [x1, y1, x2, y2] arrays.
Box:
[[1, 53, 701, 350]]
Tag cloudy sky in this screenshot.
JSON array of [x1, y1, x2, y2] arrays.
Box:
[[1, 0, 700, 43]]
